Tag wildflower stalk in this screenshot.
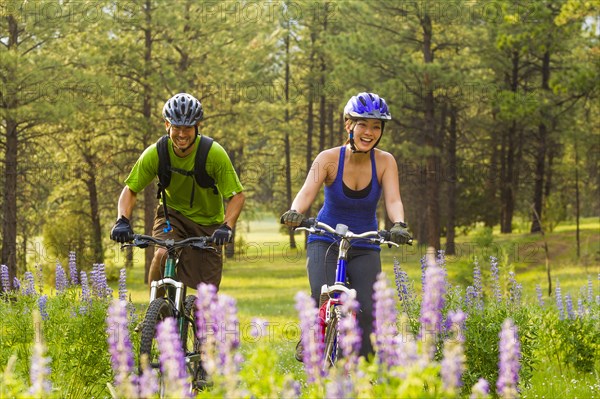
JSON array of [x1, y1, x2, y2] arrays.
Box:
[[497, 319, 521, 399], [106, 299, 138, 398]]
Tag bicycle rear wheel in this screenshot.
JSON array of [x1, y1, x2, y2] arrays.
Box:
[[180, 295, 209, 390], [323, 307, 340, 369], [139, 298, 173, 395]]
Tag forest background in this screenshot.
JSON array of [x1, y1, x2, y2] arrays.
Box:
[[1, 0, 598, 282]]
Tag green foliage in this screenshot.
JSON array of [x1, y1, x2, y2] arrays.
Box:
[[473, 227, 495, 248], [0, 289, 113, 398], [462, 305, 537, 395], [538, 309, 600, 374]]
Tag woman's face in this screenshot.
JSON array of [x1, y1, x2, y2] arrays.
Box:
[[347, 118, 382, 152]]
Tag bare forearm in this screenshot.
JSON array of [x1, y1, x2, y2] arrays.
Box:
[[386, 199, 405, 224], [117, 186, 137, 219], [224, 192, 245, 228]]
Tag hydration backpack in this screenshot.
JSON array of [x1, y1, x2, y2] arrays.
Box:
[[156, 134, 218, 211]]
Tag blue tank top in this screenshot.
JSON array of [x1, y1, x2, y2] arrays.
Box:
[[308, 146, 382, 251]]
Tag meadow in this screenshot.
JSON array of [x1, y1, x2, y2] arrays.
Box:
[[0, 216, 599, 398]]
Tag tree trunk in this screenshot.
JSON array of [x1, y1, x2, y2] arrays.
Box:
[[421, 14, 440, 250], [283, 28, 296, 249], [500, 51, 520, 233], [85, 162, 104, 264], [445, 106, 457, 255], [1, 118, 18, 278], [1, 15, 20, 280], [531, 51, 551, 233], [142, 0, 155, 283]]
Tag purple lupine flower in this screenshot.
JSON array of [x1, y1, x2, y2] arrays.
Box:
[[490, 257, 502, 303], [91, 263, 109, 299], [55, 261, 68, 294], [420, 255, 428, 292], [216, 294, 243, 386], [577, 298, 585, 318], [23, 271, 36, 296], [118, 268, 127, 301], [497, 319, 521, 398], [565, 293, 575, 320], [195, 283, 219, 375], [156, 317, 192, 397], [535, 284, 544, 307], [13, 277, 21, 292], [507, 272, 522, 306], [138, 354, 159, 398], [294, 291, 324, 383], [419, 251, 446, 360], [472, 260, 484, 311], [326, 377, 354, 399], [373, 272, 399, 367], [393, 258, 410, 302], [79, 271, 92, 315], [441, 310, 466, 393], [470, 378, 490, 398], [29, 311, 52, 395], [35, 263, 44, 295], [555, 280, 565, 321], [597, 273, 600, 305], [106, 299, 138, 397], [38, 295, 49, 321], [339, 291, 361, 361], [586, 276, 593, 303], [1, 264, 10, 292], [465, 286, 476, 310], [68, 251, 78, 286]]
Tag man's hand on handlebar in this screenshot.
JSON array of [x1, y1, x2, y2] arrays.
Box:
[[110, 216, 134, 243]]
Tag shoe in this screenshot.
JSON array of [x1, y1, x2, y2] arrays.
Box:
[[134, 321, 143, 333], [295, 340, 304, 362]]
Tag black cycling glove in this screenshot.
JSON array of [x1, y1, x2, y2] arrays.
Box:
[[390, 222, 412, 245], [110, 216, 134, 243], [280, 210, 305, 227], [212, 223, 232, 245]]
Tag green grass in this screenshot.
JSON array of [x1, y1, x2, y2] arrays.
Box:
[[112, 215, 599, 395]]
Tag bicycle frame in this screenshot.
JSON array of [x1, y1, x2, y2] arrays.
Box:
[[296, 219, 400, 368]]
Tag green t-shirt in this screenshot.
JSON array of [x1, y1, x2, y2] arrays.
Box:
[[125, 135, 244, 225]]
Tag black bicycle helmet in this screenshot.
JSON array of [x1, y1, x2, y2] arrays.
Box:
[[162, 93, 204, 126]]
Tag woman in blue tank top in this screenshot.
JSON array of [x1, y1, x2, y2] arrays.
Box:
[[281, 92, 412, 360]]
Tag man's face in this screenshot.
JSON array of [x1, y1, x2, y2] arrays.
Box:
[[166, 122, 196, 151]]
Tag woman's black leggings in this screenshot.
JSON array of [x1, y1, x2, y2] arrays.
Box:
[[306, 240, 382, 359]]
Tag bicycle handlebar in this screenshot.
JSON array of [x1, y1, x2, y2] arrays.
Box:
[[296, 218, 412, 246], [121, 234, 214, 251]]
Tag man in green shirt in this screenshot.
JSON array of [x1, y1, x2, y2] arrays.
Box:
[[110, 93, 245, 291]]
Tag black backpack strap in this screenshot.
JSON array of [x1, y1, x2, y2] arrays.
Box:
[[156, 135, 173, 232], [156, 135, 171, 196], [194, 136, 218, 195]]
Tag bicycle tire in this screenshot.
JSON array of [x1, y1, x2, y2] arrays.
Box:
[[322, 308, 340, 369], [139, 298, 173, 395], [180, 295, 209, 390]]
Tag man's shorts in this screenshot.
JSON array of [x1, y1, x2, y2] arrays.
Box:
[[152, 205, 223, 289]]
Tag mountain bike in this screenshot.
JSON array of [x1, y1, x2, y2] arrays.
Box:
[[122, 234, 215, 394], [296, 218, 411, 369]]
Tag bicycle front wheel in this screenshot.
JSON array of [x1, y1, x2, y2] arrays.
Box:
[[139, 298, 173, 394], [323, 309, 340, 369]]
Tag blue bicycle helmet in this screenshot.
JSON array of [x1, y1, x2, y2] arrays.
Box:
[[344, 92, 391, 153], [344, 92, 391, 121], [162, 93, 204, 126]]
